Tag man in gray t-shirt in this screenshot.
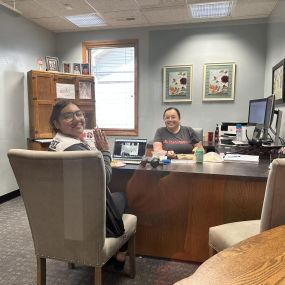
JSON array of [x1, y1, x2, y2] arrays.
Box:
[[154, 125, 200, 154]]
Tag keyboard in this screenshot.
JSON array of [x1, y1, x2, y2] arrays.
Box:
[[227, 145, 283, 159]]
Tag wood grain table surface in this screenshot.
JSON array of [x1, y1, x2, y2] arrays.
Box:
[[174, 225, 285, 285]]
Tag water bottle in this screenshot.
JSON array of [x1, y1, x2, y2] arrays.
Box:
[[236, 124, 242, 141]]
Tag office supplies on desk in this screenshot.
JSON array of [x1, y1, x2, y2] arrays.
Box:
[[224, 154, 259, 164], [113, 138, 147, 164]]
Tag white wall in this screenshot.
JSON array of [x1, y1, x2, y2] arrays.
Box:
[[56, 20, 267, 142], [0, 6, 56, 196], [265, 0, 285, 139]]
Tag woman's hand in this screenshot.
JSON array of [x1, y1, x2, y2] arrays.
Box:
[[93, 128, 109, 151]]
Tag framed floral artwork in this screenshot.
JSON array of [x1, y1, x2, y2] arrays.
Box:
[[163, 65, 193, 102], [272, 59, 285, 104], [202, 63, 236, 101]]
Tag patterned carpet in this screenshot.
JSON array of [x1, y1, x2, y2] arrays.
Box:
[[0, 196, 199, 285]]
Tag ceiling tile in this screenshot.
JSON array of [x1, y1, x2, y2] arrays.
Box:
[[103, 9, 149, 27], [142, 6, 191, 23], [33, 0, 94, 16], [84, 0, 139, 12]]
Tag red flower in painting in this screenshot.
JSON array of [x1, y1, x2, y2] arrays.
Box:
[[221, 75, 229, 83], [180, 77, 187, 85]]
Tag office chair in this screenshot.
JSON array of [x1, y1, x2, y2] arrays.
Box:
[[8, 149, 137, 285], [208, 158, 285, 256]]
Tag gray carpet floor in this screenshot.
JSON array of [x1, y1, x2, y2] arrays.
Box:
[[0, 196, 199, 285]]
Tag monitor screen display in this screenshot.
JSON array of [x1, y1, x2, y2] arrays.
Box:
[[248, 95, 274, 128], [248, 99, 267, 125]]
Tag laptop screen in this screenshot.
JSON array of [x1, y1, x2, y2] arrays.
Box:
[[113, 139, 147, 159]]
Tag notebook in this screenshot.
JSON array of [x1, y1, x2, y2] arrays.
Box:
[[112, 138, 147, 164]]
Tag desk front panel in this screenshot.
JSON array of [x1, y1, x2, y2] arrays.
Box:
[[110, 162, 268, 262]]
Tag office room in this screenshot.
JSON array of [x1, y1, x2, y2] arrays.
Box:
[[1, 0, 285, 284]]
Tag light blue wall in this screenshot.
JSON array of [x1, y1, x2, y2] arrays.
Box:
[[56, 21, 267, 141], [265, 0, 285, 138], [0, 6, 56, 195]]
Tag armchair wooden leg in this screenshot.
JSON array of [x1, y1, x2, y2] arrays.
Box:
[[94, 266, 102, 285], [128, 233, 136, 278], [37, 257, 46, 285]]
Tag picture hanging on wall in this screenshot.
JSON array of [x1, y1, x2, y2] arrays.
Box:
[[202, 62, 236, 101], [162, 65, 193, 102], [272, 58, 285, 104]]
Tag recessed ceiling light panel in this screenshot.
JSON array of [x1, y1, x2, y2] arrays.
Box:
[[65, 13, 106, 27], [190, 1, 233, 19]]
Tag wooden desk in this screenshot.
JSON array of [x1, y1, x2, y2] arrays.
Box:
[[174, 225, 285, 284], [110, 161, 269, 262]]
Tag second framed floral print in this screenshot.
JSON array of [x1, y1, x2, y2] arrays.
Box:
[[202, 62, 236, 101]]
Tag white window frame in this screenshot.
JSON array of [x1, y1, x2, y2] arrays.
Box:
[[82, 40, 138, 136]]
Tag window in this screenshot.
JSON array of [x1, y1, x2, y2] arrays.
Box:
[[82, 40, 138, 136]]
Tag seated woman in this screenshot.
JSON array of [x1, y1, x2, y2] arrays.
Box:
[[48, 99, 127, 270], [153, 107, 203, 158]]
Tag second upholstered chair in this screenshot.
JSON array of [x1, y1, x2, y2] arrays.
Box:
[[8, 149, 137, 285], [209, 158, 285, 256]]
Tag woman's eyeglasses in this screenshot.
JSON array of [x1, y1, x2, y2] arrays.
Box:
[[61, 110, 84, 122]]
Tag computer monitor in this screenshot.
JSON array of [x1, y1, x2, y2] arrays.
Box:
[[248, 95, 274, 130]]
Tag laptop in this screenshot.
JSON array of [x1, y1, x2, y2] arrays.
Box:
[[112, 138, 147, 164]]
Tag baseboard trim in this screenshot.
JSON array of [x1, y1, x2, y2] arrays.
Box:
[[0, 190, 20, 204]]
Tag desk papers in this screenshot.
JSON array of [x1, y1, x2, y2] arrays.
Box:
[[223, 154, 259, 164]]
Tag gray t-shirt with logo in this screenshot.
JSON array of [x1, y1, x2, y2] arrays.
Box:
[[154, 126, 200, 153]]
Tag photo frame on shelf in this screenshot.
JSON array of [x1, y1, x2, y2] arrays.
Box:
[[81, 63, 90, 75], [163, 65, 193, 102], [62, 62, 71, 73], [272, 59, 285, 104], [45, 56, 59, 72], [202, 62, 236, 101], [79, 81, 92, 99], [73, 63, 81, 75]]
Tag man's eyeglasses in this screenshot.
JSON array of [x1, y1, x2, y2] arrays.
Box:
[[60, 110, 84, 122]]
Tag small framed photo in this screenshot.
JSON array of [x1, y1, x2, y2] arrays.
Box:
[[202, 63, 236, 101], [62, 62, 71, 73], [73, 63, 81, 75], [163, 65, 193, 102], [79, 81, 92, 99], [81, 63, 90, 75], [45, 56, 59, 72], [272, 59, 285, 104]]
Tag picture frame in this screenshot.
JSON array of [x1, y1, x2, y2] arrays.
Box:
[[73, 63, 81, 75], [163, 65, 193, 102], [45, 56, 59, 72], [272, 59, 285, 104], [202, 63, 236, 101], [79, 81, 92, 99], [62, 62, 71, 73], [81, 63, 90, 75]]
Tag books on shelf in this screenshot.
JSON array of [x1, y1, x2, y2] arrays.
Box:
[[223, 154, 259, 164]]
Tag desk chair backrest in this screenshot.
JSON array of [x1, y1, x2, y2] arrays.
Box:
[[260, 158, 285, 232], [8, 149, 106, 266], [193, 128, 203, 142]]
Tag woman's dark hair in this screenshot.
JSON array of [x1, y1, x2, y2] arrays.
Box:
[[49, 100, 78, 132], [163, 107, 181, 119]]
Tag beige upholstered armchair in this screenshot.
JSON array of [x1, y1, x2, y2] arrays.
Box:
[[209, 158, 285, 256], [8, 149, 137, 285]]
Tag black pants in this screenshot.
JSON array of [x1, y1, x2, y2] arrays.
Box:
[[111, 191, 128, 252]]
